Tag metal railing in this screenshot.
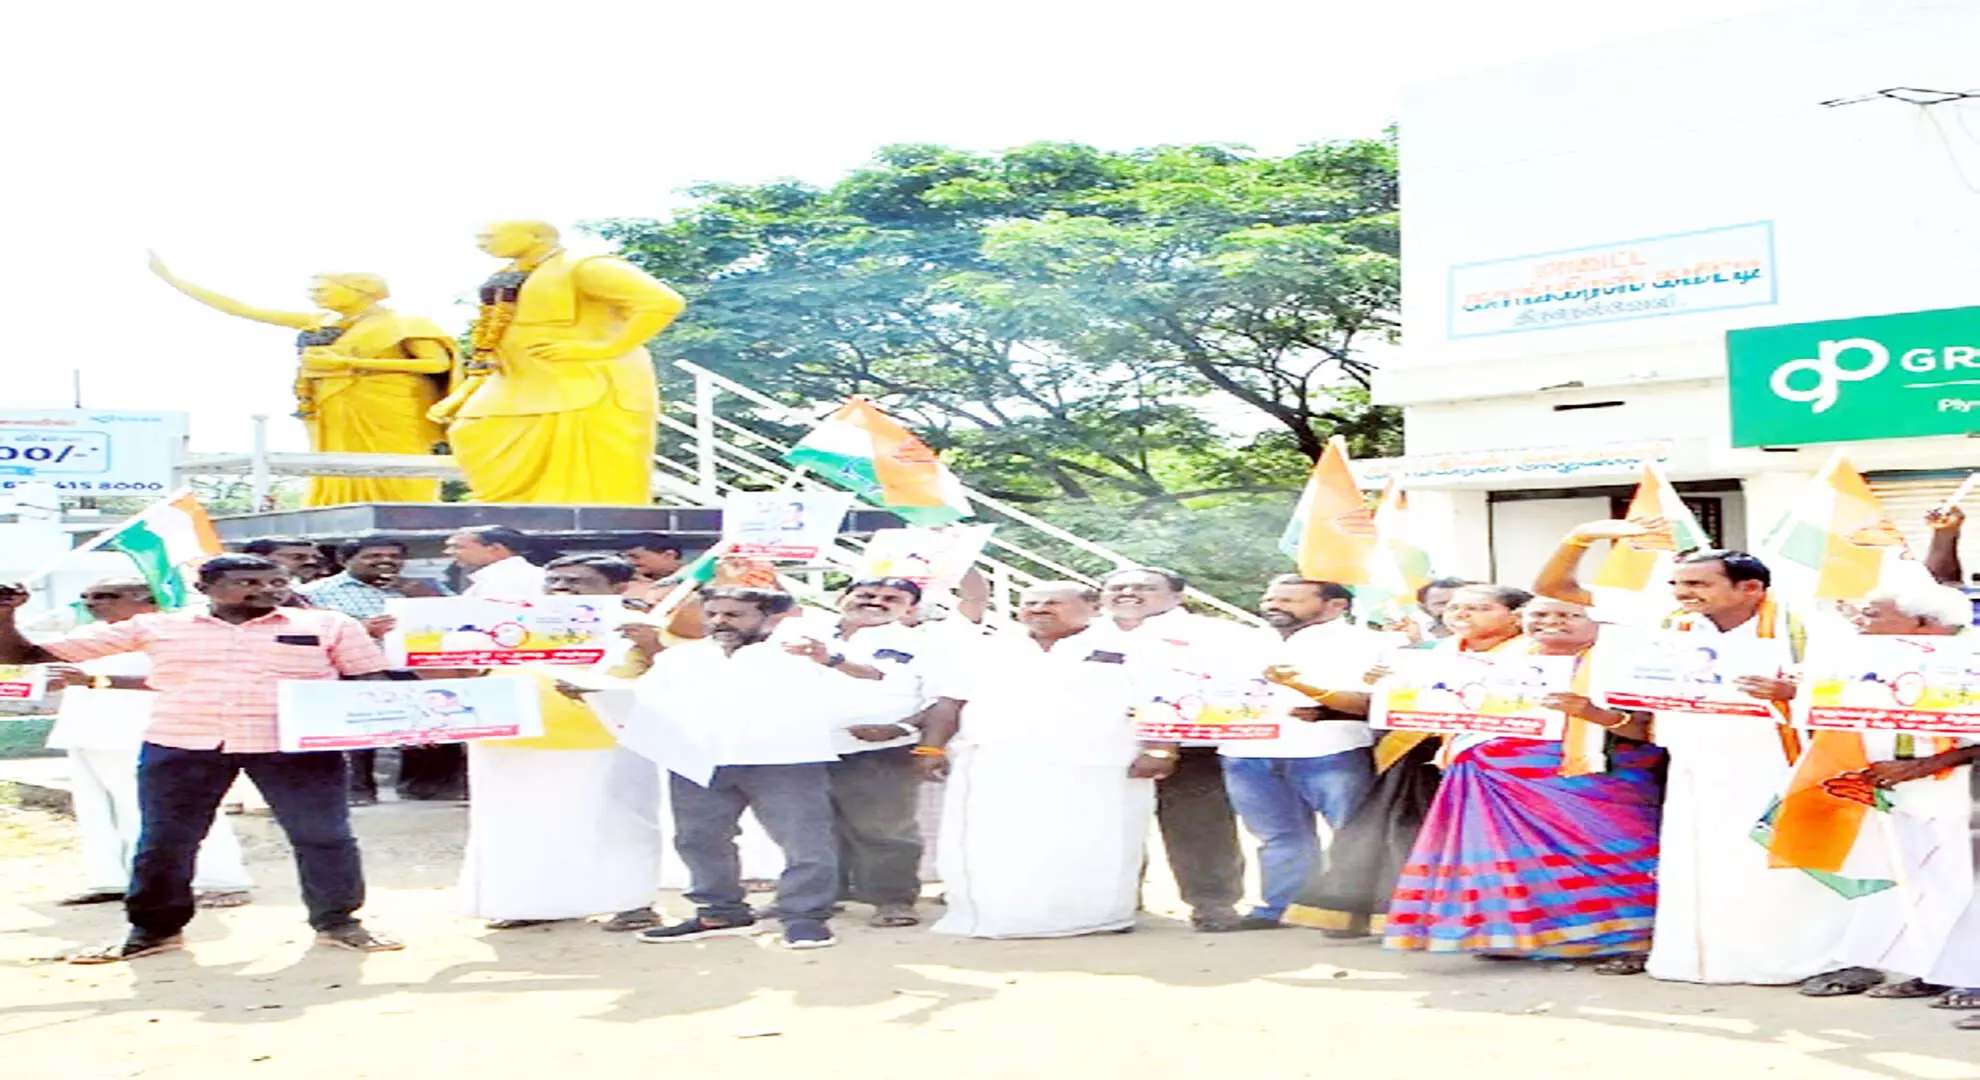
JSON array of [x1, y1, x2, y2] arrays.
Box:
[[660, 360, 1262, 625]]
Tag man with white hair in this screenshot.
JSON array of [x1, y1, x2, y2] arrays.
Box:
[[1801, 584, 1980, 1025]]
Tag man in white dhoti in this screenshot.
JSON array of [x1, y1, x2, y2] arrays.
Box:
[[1540, 535, 1852, 984], [42, 578, 252, 908], [918, 582, 1180, 939], [457, 555, 663, 932], [1797, 586, 1980, 1016]]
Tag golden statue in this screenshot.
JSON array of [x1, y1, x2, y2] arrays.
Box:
[[147, 254, 458, 506], [429, 221, 686, 505]]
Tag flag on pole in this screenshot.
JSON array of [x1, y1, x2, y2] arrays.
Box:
[[784, 398, 972, 526], [1756, 451, 1923, 600], [1592, 463, 1713, 592], [1279, 436, 1377, 585], [103, 492, 223, 609], [1355, 480, 1436, 621]]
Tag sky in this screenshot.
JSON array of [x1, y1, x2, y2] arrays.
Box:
[[5, 0, 1792, 452]]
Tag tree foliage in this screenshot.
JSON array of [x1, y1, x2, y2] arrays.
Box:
[[593, 137, 1401, 600]]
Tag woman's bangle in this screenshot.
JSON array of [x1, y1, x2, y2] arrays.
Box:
[[1565, 536, 1593, 549], [910, 745, 948, 758]]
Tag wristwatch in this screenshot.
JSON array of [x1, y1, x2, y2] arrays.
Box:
[[825, 653, 847, 668], [90, 675, 113, 691], [1140, 748, 1179, 760]]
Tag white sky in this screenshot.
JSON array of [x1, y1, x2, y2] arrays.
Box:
[[5, 0, 1791, 452]]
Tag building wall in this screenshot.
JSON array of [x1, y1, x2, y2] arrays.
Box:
[[1386, 0, 1980, 581]]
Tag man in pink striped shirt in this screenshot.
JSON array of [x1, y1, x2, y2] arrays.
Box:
[[0, 555, 405, 963]]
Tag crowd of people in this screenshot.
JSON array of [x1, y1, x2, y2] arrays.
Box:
[[1, 514, 1977, 1033]]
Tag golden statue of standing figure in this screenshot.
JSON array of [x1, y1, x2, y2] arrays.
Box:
[[147, 254, 458, 506], [428, 221, 686, 505]]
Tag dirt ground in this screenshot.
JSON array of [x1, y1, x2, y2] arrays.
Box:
[[2, 799, 1977, 1080]]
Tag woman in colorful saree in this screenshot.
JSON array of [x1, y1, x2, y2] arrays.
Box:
[[1281, 583, 1528, 935], [1382, 595, 1664, 971]]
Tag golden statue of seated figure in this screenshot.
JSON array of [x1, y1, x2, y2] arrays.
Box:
[[148, 254, 457, 506], [429, 221, 686, 505]]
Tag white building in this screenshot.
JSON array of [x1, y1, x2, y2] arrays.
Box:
[[1380, 0, 1980, 590]]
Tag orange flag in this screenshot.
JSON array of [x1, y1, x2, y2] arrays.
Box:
[[1292, 437, 1377, 584]]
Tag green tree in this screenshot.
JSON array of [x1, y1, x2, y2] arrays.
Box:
[[593, 137, 1400, 601]]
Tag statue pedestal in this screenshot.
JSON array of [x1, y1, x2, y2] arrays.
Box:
[[209, 501, 902, 562]]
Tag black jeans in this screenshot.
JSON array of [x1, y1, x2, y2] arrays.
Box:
[[1155, 746, 1245, 915], [132, 743, 365, 937], [670, 764, 838, 924], [826, 746, 924, 907], [348, 745, 468, 801]]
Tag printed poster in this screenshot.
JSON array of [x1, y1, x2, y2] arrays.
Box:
[[721, 491, 856, 560], [1134, 677, 1283, 742], [858, 525, 993, 589], [1370, 650, 1576, 739], [385, 596, 630, 668], [0, 664, 43, 701], [1804, 634, 1980, 736], [1588, 626, 1782, 718], [276, 675, 541, 752]]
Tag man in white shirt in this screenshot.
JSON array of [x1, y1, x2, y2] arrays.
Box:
[[1090, 567, 1250, 931], [780, 577, 954, 929], [633, 587, 850, 950], [446, 526, 546, 601], [1222, 576, 1383, 930], [919, 582, 1181, 938], [41, 578, 253, 908]]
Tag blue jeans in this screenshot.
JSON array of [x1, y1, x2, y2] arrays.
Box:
[[133, 742, 364, 937], [1220, 748, 1376, 919], [670, 764, 839, 924]]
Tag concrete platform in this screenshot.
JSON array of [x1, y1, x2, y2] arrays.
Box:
[[211, 502, 903, 557]]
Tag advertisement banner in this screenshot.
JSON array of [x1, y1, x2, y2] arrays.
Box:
[[1369, 650, 1576, 739], [1588, 626, 1781, 717], [276, 675, 541, 752], [1727, 305, 1980, 447], [0, 410, 188, 495], [1804, 634, 1980, 736], [1133, 678, 1283, 742], [1448, 222, 1775, 338], [385, 596, 630, 668]]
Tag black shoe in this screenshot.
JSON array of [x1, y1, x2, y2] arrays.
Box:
[[1235, 914, 1285, 931], [1191, 908, 1245, 933], [636, 916, 758, 944], [58, 889, 126, 906]]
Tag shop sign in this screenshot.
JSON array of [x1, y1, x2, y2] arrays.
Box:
[[1727, 305, 1980, 447]]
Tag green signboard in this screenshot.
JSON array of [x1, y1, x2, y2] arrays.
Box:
[[1727, 305, 1980, 447]]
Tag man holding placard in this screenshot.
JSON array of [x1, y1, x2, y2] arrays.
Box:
[[1795, 585, 1980, 1015], [0, 556, 402, 963], [457, 554, 664, 933], [1546, 534, 1851, 985]]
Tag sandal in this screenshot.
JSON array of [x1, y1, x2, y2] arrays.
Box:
[[195, 890, 252, 909], [69, 933, 184, 965], [1931, 988, 1980, 1010], [1956, 1014, 1980, 1031], [1800, 967, 1887, 997], [868, 904, 921, 928], [1593, 954, 1649, 976], [485, 919, 562, 931], [1867, 978, 1950, 1000], [315, 925, 404, 952], [601, 909, 660, 933]]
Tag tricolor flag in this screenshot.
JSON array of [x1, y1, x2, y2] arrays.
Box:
[[1591, 463, 1711, 592], [102, 492, 223, 609], [1756, 451, 1926, 600], [1279, 436, 1377, 585], [1355, 480, 1436, 621], [785, 398, 971, 526]]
